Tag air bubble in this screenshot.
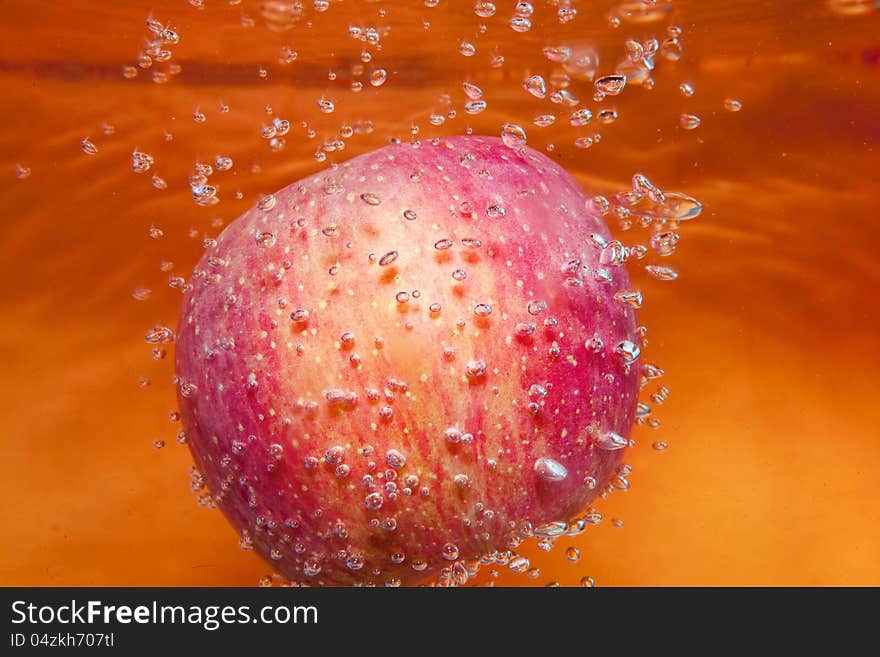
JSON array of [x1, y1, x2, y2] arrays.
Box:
[[290, 309, 310, 323], [465, 359, 488, 379], [364, 492, 384, 510], [597, 108, 618, 124], [534, 457, 568, 482], [131, 150, 154, 173], [144, 325, 176, 344], [385, 449, 407, 469], [278, 45, 298, 64], [614, 290, 643, 308], [616, 340, 641, 364], [597, 431, 628, 450], [444, 427, 462, 444], [132, 287, 151, 301], [595, 74, 626, 95], [600, 241, 628, 267], [255, 231, 276, 248], [524, 75, 547, 98], [624, 38, 644, 61], [680, 113, 701, 130], [586, 337, 604, 353], [473, 303, 493, 318], [543, 45, 571, 62], [570, 109, 593, 126], [655, 192, 703, 220], [645, 264, 679, 281], [509, 556, 530, 573], [179, 382, 198, 398], [527, 300, 547, 315], [724, 98, 743, 112], [500, 123, 527, 149], [463, 82, 483, 99], [257, 194, 276, 211], [660, 37, 683, 61], [442, 543, 460, 561], [558, 6, 576, 22], [515, 322, 536, 337], [474, 1, 496, 18], [80, 138, 98, 155], [513, 0, 535, 17], [379, 251, 399, 266]]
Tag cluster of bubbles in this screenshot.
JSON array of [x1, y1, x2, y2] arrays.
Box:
[[242, 498, 612, 588], [387, 0, 747, 161], [260, 104, 378, 162], [122, 15, 182, 84], [587, 171, 703, 286], [187, 155, 236, 207], [28, 0, 877, 199], [498, 17, 745, 155]]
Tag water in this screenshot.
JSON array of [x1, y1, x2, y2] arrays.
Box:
[[1, 0, 879, 586]]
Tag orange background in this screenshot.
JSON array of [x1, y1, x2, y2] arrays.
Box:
[[1, 0, 878, 586]]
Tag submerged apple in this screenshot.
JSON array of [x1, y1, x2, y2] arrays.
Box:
[[175, 135, 640, 586]]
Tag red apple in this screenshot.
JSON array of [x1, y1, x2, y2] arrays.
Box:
[[174, 135, 640, 586]]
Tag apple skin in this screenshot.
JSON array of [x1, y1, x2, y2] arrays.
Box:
[[175, 135, 640, 586]]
